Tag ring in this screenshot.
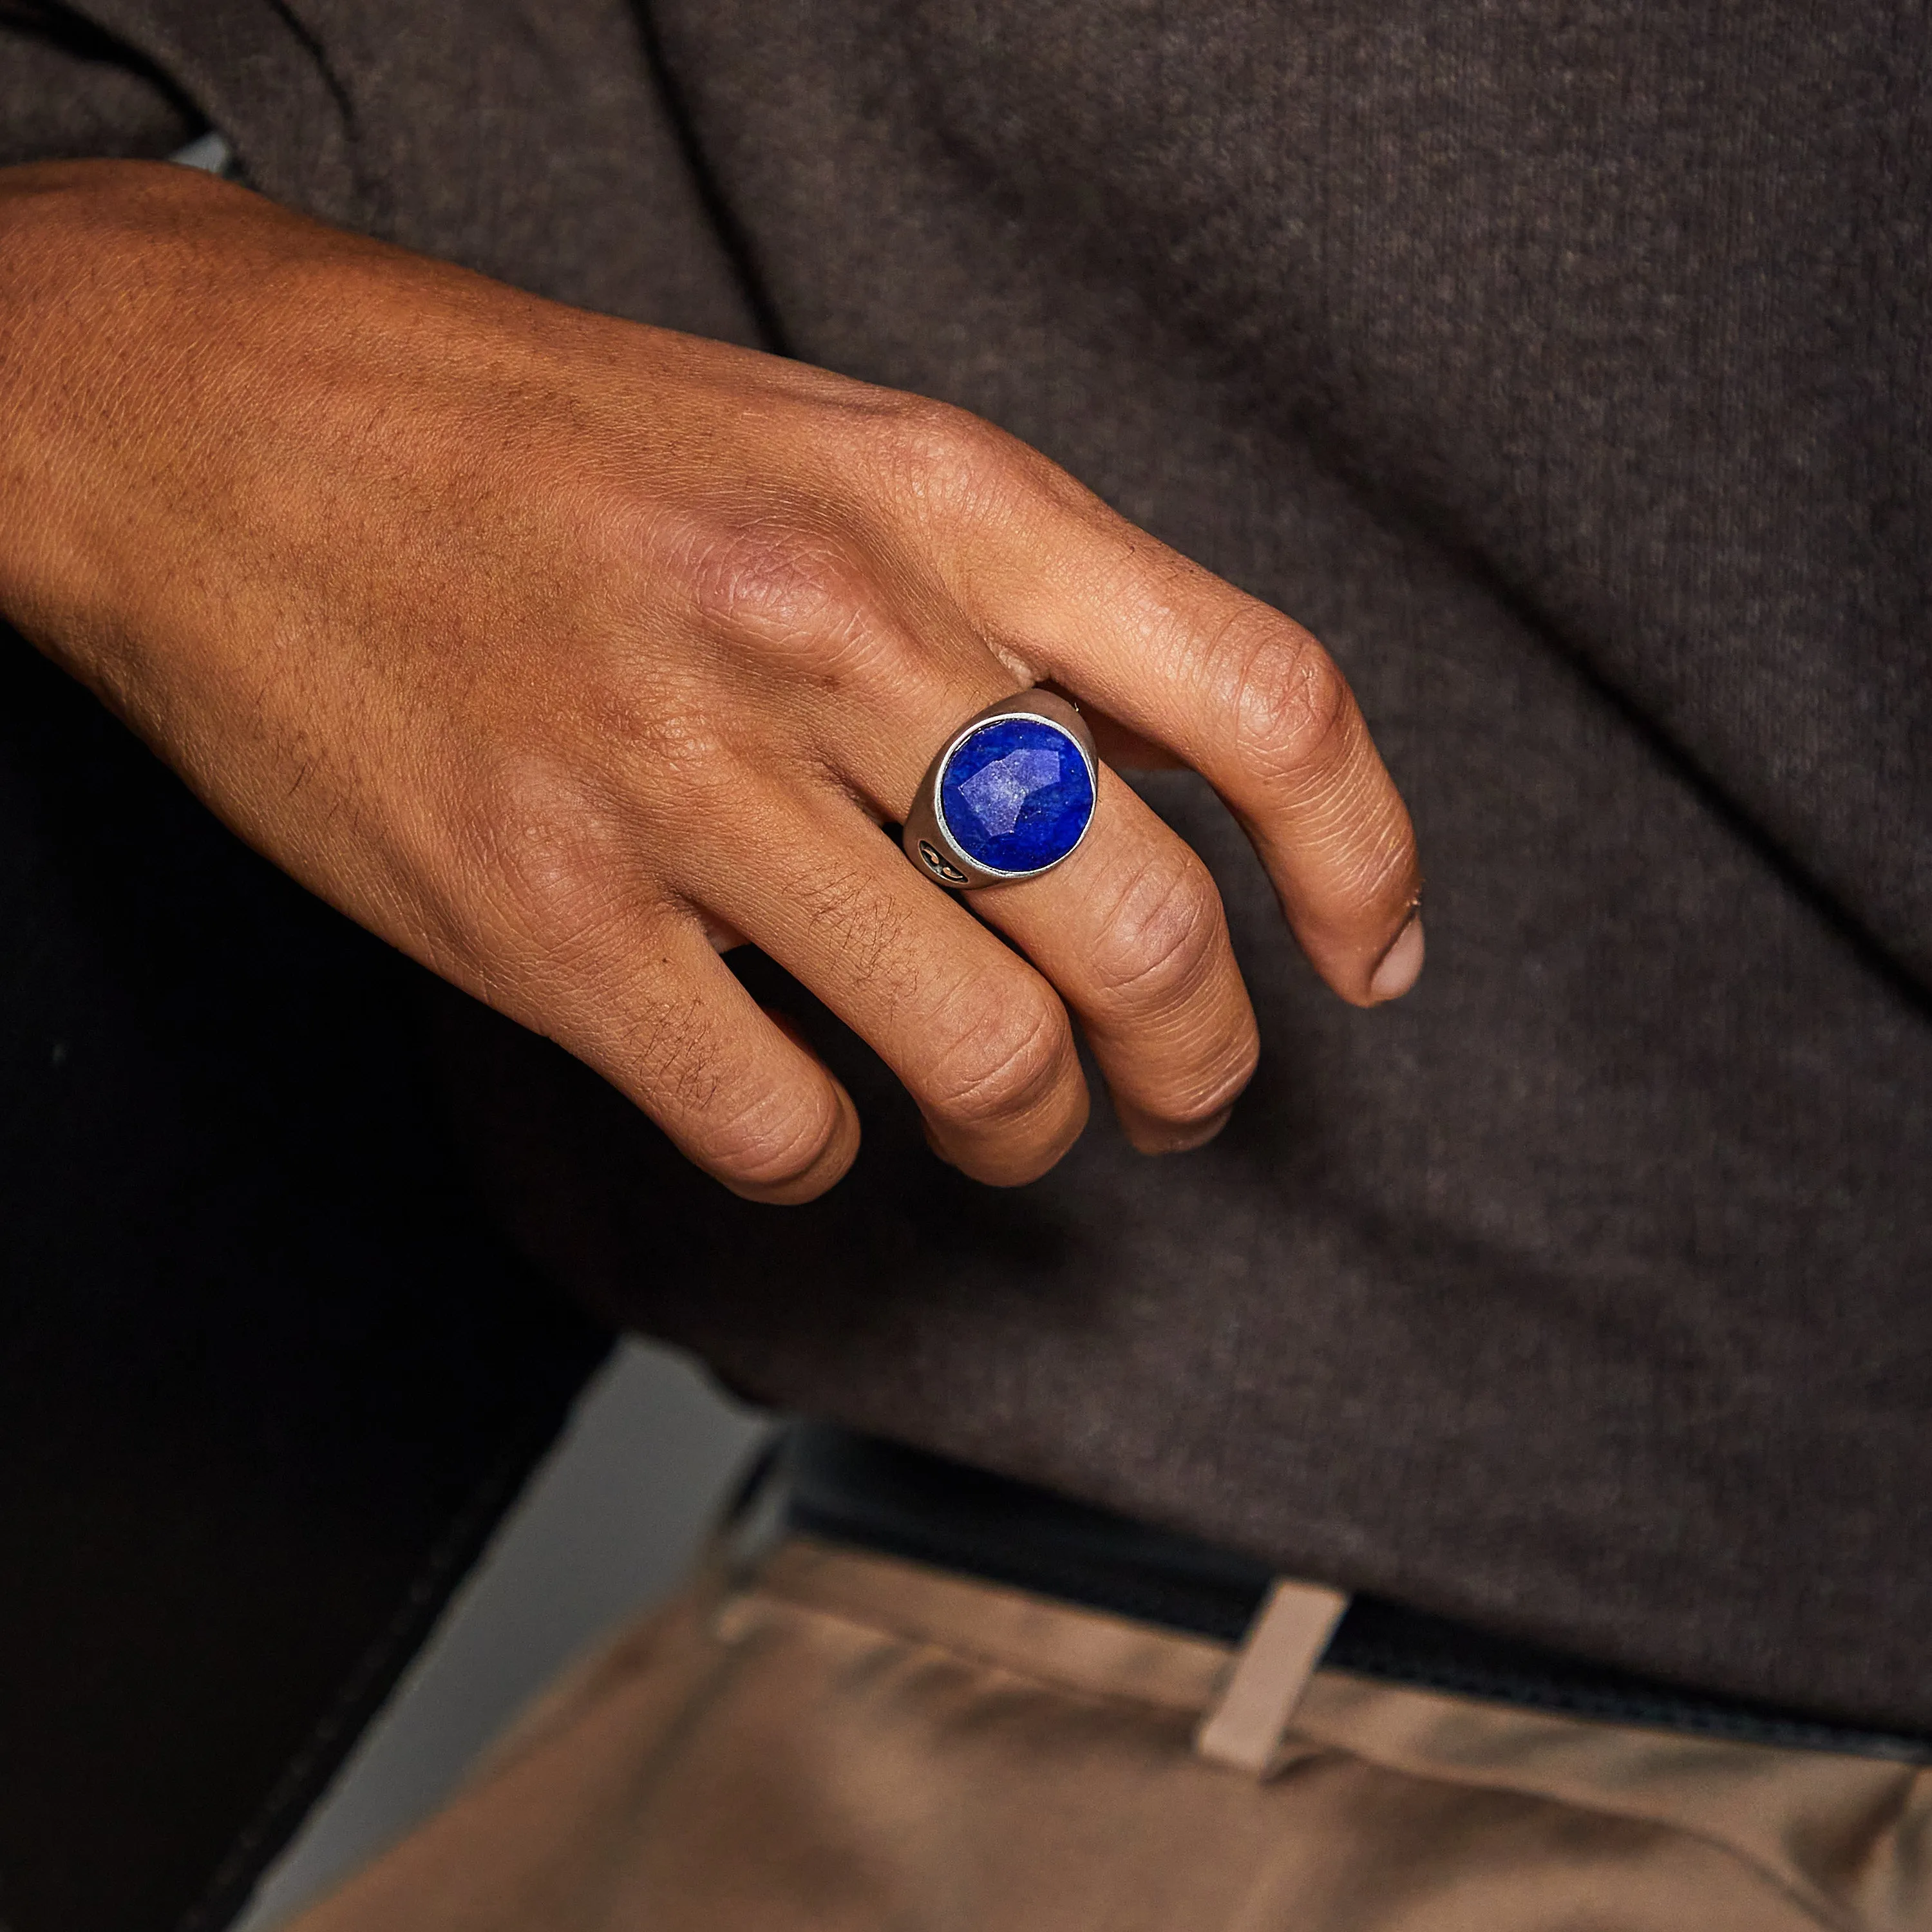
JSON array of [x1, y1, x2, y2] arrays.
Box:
[[902, 690, 1099, 889]]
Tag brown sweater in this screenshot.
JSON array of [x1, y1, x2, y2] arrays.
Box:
[[6, 0, 1930, 1737]]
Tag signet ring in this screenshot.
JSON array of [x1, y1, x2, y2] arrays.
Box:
[[902, 690, 1099, 891]]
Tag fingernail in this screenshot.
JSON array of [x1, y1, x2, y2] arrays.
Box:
[[1368, 913, 1425, 1003]]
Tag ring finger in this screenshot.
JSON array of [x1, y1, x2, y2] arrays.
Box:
[[831, 667, 1260, 1155]]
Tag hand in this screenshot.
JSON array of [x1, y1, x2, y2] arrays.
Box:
[[0, 161, 1422, 1204]]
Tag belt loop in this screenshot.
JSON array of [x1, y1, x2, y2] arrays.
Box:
[[1195, 1578, 1350, 1776]]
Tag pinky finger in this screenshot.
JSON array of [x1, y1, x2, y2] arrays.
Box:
[[541, 913, 860, 1205]]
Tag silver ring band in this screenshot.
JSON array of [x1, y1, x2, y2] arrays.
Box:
[[902, 690, 1099, 891]]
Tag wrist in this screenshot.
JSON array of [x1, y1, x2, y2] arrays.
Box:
[[0, 161, 230, 672]]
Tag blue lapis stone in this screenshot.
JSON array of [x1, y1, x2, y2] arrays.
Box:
[[938, 715, 1095, 875]]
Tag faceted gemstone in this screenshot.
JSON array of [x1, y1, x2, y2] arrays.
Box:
[[937, 716, 1095, 875]]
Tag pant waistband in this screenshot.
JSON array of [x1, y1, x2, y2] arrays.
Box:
[[777, 1422, 1932, 1765]]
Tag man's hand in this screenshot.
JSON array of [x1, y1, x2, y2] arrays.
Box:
[[0, 161, 1421, 1203]]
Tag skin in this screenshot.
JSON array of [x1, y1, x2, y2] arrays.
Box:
[[0, 159, 1423, 1205]]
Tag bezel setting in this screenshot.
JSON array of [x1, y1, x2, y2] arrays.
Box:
[[901, 690, 1099, 890]]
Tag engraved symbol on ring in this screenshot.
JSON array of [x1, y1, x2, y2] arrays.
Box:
[[919, 841, 969, 886]]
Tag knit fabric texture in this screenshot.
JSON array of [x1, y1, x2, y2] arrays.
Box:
[[5, 0, 1930, 1738]]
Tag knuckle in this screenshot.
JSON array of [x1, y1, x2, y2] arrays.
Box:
[[925, 987, 1074, 1130], [1229, 623, 1355, 794], [698, 1079, 843, 1190], [1162, 1030, 1260, 1128], [681, 515, 901, 681], [468, 754, 632, 961], [1084, 851, 1258, 1129], [684, 516, 853, 630], [1087, 847, 1227, 1011], [866, 394, 1056, 526]]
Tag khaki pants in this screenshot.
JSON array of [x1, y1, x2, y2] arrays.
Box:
[[291, 1537, 1932, 1931]]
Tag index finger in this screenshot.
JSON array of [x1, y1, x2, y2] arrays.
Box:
[[966, 499, 1423, 1006]]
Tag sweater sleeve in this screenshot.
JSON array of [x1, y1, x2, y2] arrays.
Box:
[[0, 1, 202, 164]]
